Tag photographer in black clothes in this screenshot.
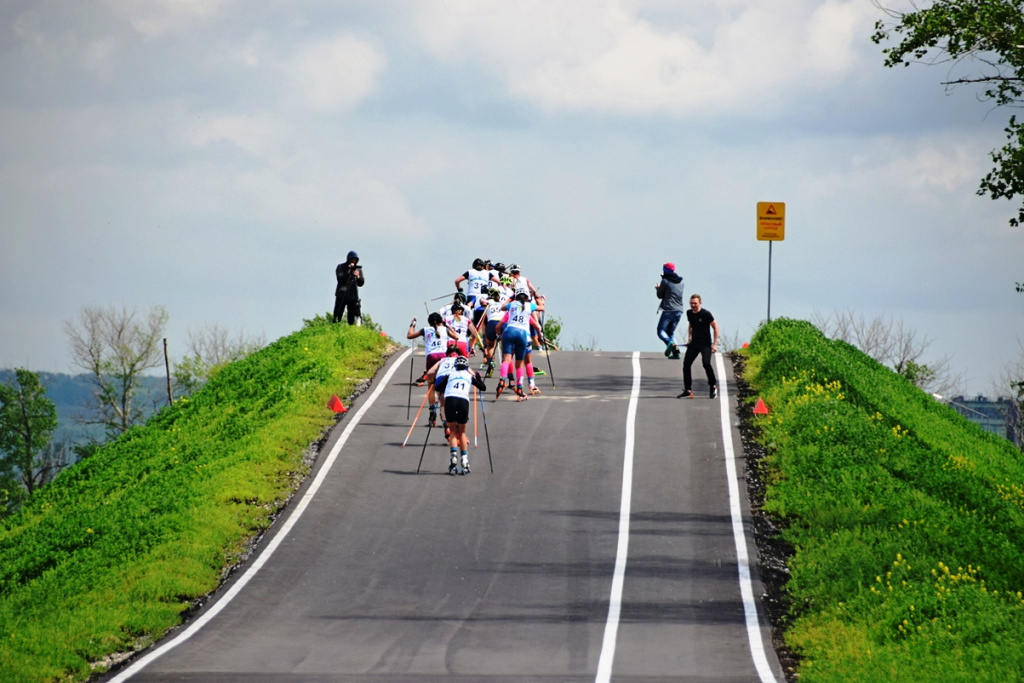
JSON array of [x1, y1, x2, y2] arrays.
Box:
[[333, 251, 365, 325]]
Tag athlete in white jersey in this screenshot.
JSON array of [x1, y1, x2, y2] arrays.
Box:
[[454, 258, 499, 310], [443, 302, 483, 357], [435, 356, 486, 474], [496, 289, 540, 401], [480, 287, 509, 377], [407, 312, 458, 388]]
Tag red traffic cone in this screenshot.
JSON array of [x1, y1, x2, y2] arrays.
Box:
[[327, 394, 347, 413], [753, 397, 770, 416]]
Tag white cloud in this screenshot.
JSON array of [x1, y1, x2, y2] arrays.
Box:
[[112, 0, 232, 39], [189, 114, 278, 156], [290, 37, 387, 112], [416, 0, 880, 116]]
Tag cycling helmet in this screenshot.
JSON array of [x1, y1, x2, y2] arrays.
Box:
[[454, 356, 470, 371], [472, 258, 485, 270], [493, 262, 506, 273], [500, 275, 513, 286], [515, 288, 530, 301], [509, 263, 521, 273], [488, 288, 501, 299]]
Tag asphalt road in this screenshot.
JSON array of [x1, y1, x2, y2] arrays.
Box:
[[107, 349, 785, 683]]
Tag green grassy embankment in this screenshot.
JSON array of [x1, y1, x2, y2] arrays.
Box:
[[0, 321, 392, 682], [742, 319, 1024, 682]]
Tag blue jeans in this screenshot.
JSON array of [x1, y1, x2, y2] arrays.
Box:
[[657, 310, 682, 346]]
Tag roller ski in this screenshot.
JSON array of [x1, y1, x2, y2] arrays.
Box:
[[529, 380, 541, 395], [495, 378, 506, 400], [515, 385, 528, 402], [449, 454, 460, 475], [428, 404, 438, 428], [461, 455, 470, 475]]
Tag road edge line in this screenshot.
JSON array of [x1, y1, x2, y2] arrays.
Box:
[[109, 347, 415, 682], [595, 350, 641, 683], [715, 351, 778, 683]]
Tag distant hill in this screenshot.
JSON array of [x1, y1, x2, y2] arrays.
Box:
[[0, 369, 169, 445]]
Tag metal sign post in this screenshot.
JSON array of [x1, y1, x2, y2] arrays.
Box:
[[756, 202, 786, 323]]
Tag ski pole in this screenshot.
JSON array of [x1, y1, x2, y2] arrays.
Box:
[[473, 387, 478, 448], [402, 392, 429, 448], [430, 291, 459, 302], [543, 337, 556, 389], [407, 349, 415, 420], [416, 421, 433, 474], [478, 390, 494, 473]]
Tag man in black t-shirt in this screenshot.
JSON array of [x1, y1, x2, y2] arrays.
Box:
[[677, 294, 720, 399]]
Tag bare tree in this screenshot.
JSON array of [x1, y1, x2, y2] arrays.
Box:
[[810, 309, 964, 396], [173, 324, 266, 395], [64, 305, 169, 438], [996, 339, 1024, 449]]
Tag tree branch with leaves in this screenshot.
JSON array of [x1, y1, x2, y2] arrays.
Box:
[[0, 369, 60, 507], [872, 0, 1024, 227]]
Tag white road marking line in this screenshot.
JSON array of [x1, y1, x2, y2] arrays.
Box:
[[109, 347, 415, 682], [595, 350, 641, 683], [715, 351, 778, 683]]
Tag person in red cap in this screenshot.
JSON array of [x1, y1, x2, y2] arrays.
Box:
[[655, 262, 684, 359]]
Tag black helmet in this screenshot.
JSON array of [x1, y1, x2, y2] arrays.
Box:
[[472, 258, 485, 270], [454, 356, 470, 371], [427, 312, 443, 327], [493, 262, 505, 273]]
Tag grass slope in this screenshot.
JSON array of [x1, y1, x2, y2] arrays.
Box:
[[743, 319, 1024, 682], [0, 322, 392, 682]]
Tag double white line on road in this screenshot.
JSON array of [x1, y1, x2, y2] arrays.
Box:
[[595, 351, 777, 683]]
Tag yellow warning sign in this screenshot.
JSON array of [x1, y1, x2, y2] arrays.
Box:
[[757, 202, 785, 241]]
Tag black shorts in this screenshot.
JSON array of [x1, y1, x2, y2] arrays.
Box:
[[444, 396, 470, 425]]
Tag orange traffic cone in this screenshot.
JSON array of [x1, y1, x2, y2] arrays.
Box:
[[327, 394, 347, 413], [753, 397, 769, 416]]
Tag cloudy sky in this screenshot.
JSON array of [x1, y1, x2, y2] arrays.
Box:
[[2, 0, 1021, 395]]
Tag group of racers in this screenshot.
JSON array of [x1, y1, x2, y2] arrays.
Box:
[[406, 259, 549, 475]]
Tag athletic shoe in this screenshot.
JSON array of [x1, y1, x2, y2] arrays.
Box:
[[669, 352, 681, 360], [677, 389, 693, 399], [530, 382, 541, 395], [428, 405, 437, 427], [515, 385, 528, 402], [664, 343, 674, 358], [462, 457, 470, 474], [496, 378, 506, 399], [449, 456, 459, 475], [415, 374, 427, 387], [710, 385, 718, 399]]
